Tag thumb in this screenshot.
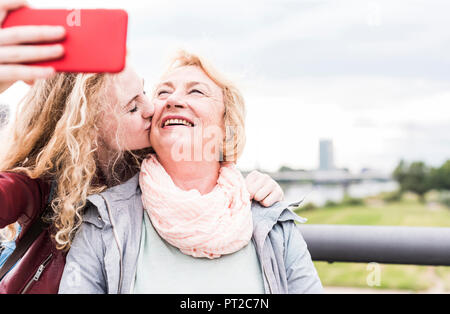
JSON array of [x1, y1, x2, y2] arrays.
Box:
[[0, 81, 14, 94], [0, 0, 29, 24]]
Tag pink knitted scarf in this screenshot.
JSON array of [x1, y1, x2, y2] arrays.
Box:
[[139, 154, 253, 259]]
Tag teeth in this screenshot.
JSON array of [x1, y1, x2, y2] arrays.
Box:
[[163, 118, 193, 127]]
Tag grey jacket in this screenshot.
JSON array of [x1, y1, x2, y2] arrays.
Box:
[[58, 173, 322, 294]]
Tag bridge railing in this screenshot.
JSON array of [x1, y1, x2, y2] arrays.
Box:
[[298, 224, 450, 266]]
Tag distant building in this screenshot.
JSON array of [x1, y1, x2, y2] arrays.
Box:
[[0, 104, 9, 128], [319, 139, 335, 171]]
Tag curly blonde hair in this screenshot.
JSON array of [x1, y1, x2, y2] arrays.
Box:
[[0, 73, 149, 250]]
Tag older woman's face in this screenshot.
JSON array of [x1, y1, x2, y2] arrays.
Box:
[[151, 66, 225, 162]]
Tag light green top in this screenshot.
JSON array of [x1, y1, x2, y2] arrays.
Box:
[[132, 212, 265, 294]]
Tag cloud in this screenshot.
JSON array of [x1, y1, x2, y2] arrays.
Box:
[[10, 0, 450, 173]]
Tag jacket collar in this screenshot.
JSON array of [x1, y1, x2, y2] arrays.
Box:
[[85, 173, 141, 226], [86, 173, 306, 231]]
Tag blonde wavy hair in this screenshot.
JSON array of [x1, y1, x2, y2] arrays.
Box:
[[0, 72, 149, 250], [161, 50, 246, 162]]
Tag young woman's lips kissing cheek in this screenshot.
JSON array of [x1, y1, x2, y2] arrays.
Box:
[[145, 120, 152, 131]]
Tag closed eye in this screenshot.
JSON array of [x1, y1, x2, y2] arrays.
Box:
[[157, 90, 170, 96], [190, 89, 204, 95]]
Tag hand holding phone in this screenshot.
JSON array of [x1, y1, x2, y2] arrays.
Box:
[[2, 6, 128, 74], [0, 0, 65, 93]]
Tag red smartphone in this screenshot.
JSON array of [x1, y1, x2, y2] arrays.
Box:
[[1, 7, 128, 73]]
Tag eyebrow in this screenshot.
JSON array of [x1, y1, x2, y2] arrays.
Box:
[[186, 81, 210, 91], [157, 81, 210, 92], [157, 81, 174, 89]]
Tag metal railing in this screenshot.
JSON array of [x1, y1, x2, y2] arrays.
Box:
[[298, 225, 450, 266]]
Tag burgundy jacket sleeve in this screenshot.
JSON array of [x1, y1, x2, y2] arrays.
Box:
[[0, 172, 50, 229]]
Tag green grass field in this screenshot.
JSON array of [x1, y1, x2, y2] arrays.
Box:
[[295, 195, 450, 292]]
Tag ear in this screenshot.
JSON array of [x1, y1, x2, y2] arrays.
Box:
[[223, 123, 242, 162]]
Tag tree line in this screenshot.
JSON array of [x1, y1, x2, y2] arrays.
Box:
[[393, 159, 450, 202]]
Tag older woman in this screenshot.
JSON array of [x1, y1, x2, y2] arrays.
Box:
[[59, 51, 322, 294]]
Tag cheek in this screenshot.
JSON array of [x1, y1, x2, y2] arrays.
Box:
[[121, 116, 145, 139], [98, 113, 119, 146], [206, 104, 225, 129], [153, 98, 165, 109], [196, 100, 224, 124], [119, 117, 152, 149], [198, 107, 225, 147], [212, 99, 225, 121], [109, 116, 143, 148]]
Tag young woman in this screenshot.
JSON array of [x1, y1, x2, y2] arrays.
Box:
[[59, 51, 322, 294], [0, 1, 285, 293]]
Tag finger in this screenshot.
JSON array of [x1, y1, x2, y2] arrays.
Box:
[[0, 44, 63, 63], [0, 25, 66, 45], [245, 170, 264, 191], [254, 180, 276, 202], [260, 189, 283, 207], [0, 65, 54, 82], [245, 171, 261, 198], [260, 187, 284, 207], [279, 187, 285, 201], [0, 0, 27, 22], [0, 0, 28, 11], [245, 170, 261, 182], [248, 176, 270, 200], [0, 81, 13, 93]]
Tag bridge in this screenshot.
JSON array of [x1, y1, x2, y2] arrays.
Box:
[[243, 169, 392, 185]]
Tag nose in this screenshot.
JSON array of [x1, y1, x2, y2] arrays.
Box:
[[165, 93, 187, 110]]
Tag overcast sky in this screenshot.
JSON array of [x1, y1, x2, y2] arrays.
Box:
[[1, 0, 449, 173]]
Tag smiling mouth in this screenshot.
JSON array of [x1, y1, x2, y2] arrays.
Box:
[[162, 118, 195, 128]]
